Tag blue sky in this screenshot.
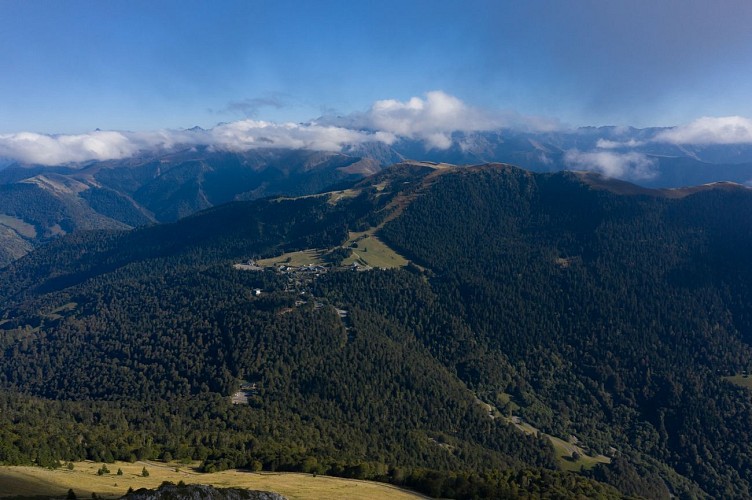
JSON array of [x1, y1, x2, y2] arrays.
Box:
[[3, 0, 752, 135]]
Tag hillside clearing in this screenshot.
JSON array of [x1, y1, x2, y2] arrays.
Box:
[[328, 189, 361, 205], [0, 461, 425, 500], [254, 232, 408, 271], [343, 231, 408, 269], [514, 419, 610, 471], [477, 397, 611, 473], [257, 249, 326, 267], [549, 436, 611, 472], [0, 215, 36, 239], [724, 374, 752, 390]]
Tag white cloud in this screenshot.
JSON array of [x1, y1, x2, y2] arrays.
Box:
[[322, 90, 501, 149], [595, 138, 645, 149], [208, 120, 373, 152], [322, 90, 559, 149], [0, 122, 379, 166], [0, 130, 139, 165], [0, 128, 214, 166], [564, 150, 658, 181], [0, 91, 562, 164], [369, 91, 498, 148], [654, 116, 752, 144]]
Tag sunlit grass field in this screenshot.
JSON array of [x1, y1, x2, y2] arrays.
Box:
[[0, 461, 426, 499]]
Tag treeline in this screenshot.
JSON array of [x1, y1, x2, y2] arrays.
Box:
[[0, 390, 617, 499]]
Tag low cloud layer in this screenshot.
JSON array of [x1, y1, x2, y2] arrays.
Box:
[[4, 92, 752, 167], [0, 131, 143, 165], [209, 120, 376, 152], [0, 121, 380, 166], [564, 150, 658, 181], [325, 90, 558, 148], [654, 116, 752, 145], [333, 91, 503, 149], [595, 138, 645, 149], [1, 91, 521, 165]]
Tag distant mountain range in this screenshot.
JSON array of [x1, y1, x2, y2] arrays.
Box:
[[346, 127, 752, 185], [1, 126, 751, 266], [0, 148, 379, 266]]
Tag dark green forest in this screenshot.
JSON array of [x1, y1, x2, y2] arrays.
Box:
[[1, 163, 752, 498]]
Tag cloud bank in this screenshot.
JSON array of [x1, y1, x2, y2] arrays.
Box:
[[564, 150, 658, 181], [2, 91, 525, 165], [4, 91, 752, 168], [595, 138, 645, 149], [325, 90, 558, 148], [0, 122, 380, 166], [654, 116, 752, 145], [335, 91, 503, 149], [209, 120, 376, 152], [0, 131, 140, 165]]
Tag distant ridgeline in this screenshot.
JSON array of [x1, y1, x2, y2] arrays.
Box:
[[0, 148, 380, 267], [3, 130, 752, 268], [1, 162, 752, 498]]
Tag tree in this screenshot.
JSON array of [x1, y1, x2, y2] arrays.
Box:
[[141, 466, 149, 477]]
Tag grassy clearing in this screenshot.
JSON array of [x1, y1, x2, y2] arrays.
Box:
[[257, 249, 325, 267], [0, 461, 425, 499], [44, 302, 78, 321], [500, 415, 610, 472], [0, 215, 36, 239], [254, 233, 409, 271], [495, 392, 520, 413], [343, 232, 408, 269], [328, 189, 362, 205], [549, 437, 610, 472], [252, 179, 420, 272], [724, 374, 752, 390]]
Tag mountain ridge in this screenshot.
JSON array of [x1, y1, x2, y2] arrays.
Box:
[[3, 124, 752, 267], [0, 148, 376, 267]]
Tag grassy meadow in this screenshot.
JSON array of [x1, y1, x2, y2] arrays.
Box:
[[0, 461, 426, 499]]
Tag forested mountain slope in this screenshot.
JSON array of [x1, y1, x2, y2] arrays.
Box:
[[1, 163, 752, 498], [376, 165, 752, 498]]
